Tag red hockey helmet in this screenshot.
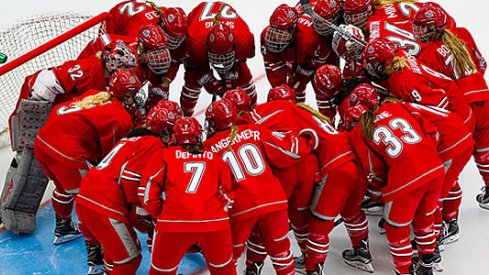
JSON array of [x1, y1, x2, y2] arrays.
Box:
[[137, 24, 167, 51], [173, 117, 203, 145], [207, 23, 236, 74], [265, 4, 299, 53], [350, 83, 380, 109], [146, 106, 180, 136], [223, 88, 252, 113], [362, 37, 398, 79], [160, 7, 188, 50], [313, 64, 343, 98], [155, 99, 183, 116], [103, 41, 138, 73], [108, 69, 142, 108], [343, 104, 368, 131], [267, 84, 296, 103], [332, 24, 366, 61], [343, 0, 375, 29], [205, 99, 237, 135], [313, 0, 342, 37], [412, 4, 447, 42]]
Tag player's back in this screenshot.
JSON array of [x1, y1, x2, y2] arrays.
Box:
[[186, 1, 254, 65], [205, 123, 289, 221], [156, 146, 231, 232], [351, 102, 444, 201], [106, 1, 160, 37], [78, 136, 164, 222], [36, 89, 133, 162]]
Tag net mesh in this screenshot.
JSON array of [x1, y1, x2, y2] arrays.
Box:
[[0, 11, 106, 145]]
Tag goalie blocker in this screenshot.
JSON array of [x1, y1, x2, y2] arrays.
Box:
[[0, 99, 51, 234]]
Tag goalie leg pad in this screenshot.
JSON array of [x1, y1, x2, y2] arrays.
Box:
[[0, 148, 49, 234], [10, 99, 52, 152]]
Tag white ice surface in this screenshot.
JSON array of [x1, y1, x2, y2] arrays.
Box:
[[1, 1, 489, 274]]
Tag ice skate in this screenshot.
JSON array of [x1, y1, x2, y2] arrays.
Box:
[[476, 186, 489, 210], [361, 197, 383, 216], [306, 263, 324, 275], [244, 261, 264, 275], [440, 218, 459, 245], [342, 238, 374, 273], [378, 217, 385, 235], [86, 241, 104, 275], [415, 254, 435, 275], [53, 215, 82, 245], [294, 253, 306, 275]]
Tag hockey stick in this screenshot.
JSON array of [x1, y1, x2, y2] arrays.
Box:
[[299, 0, 367, 47]]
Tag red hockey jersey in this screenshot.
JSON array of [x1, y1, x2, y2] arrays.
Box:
[[349, 102, 444, 202], [381, 51, 449, 110], [105, 1, 161, 37], [242, 101, 356, 178], [205, 124, 311, 221], [35, 89, 133, 168], [140, 146, 233, 232], [77, 135, 165, 223], [417, 27, 489, 103], [400, 102, 474, 161]]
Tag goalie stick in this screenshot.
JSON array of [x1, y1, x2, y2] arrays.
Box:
[[299, 0, 367, 47]]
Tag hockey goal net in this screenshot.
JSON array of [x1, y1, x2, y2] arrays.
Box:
[[0, 11, 110, 146]]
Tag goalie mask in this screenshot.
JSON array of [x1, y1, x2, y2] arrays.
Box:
[[207, 23, 236, 75], [332, 24, 366, 62], [265, 4, 299, 53], [313, 0, 342, 37], [173, 117, 203, 145], [160, 7, 188, 50], [109, 70, 142, 109], [103, 41, 138, 73]]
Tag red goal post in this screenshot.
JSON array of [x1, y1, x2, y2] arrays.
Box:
[[0, 11, 111, 146]]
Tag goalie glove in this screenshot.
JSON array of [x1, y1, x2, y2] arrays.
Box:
[[30, 69, 65, 102]]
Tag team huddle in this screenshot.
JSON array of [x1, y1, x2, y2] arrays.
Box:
[[1, 0, 488, 275]]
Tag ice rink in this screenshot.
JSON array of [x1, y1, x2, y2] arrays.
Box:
[[1, 0, 489, 274]]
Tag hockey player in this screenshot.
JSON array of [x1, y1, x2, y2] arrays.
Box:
[[141, 117, 236, 275], [223, 88, 253, 115], [105, 0, 161, 37], [362, 37, 474, 130], [180, 1, 256, 116], [205, 99, 317, 275], [261, 4, 299, 87], [239, 89, 371, 274], [412, 4, 489, 212], [293, 0, 341, 103], [311, 64, 345, 120], [346, 101, 445, 275], [33, 70, 140, 245], [76, 103, 180, 274]]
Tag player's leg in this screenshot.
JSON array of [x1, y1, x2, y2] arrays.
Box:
[[308, 161, 372, 273], [471, 102, 489, 208], [200, 229, 236, 275], [412, 176, 443, 274], [150, 231, 193, 275], [230, 216, 259, 264], [180, 67, 204, 117], [34, 146, 82, 244], [76, 204, 142, 274], [76, 205, 105, 275], [258, 210, 295, 275], [244, 224, 267, 275], [383, 185, 429, 275]]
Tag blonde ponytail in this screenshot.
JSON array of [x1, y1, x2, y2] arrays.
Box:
[[359, 110, 376, 139], [375, 0, 418, 7], [146, 1, 163, 15], [442, 30, 477, 78], [73, 91, 112, 109], [296, 103, 332, 124], [386, 56, 408, 73], [227, 125, 239, 151]]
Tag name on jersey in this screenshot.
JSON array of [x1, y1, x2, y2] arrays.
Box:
[[406, 54, 422, 74], [384, 4, 399, 19], [298, 17, 313, 27], [374, 111, 392, 123], [176, 150, 214, 160], [210, 129, 260, 153]]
